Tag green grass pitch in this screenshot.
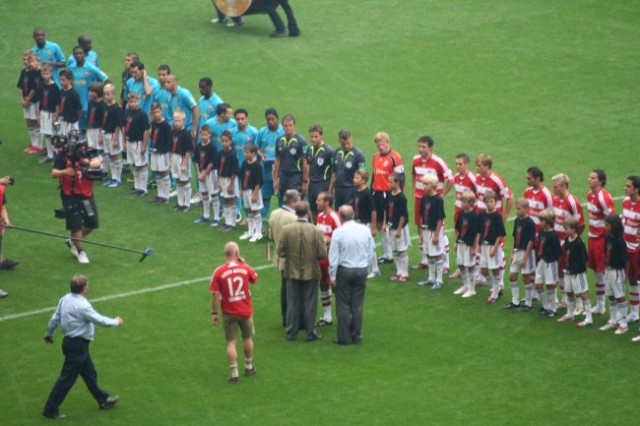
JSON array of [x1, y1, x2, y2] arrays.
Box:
[[0, 0, 639, 424]]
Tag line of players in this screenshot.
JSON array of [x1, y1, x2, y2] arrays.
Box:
[[21, 31, 640, 340]]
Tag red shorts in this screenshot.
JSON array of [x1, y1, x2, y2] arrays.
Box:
[[414, 197, 421, 226], [588, 237, 605, 272], [627, 251, 639, 282], [318, 257, 330, 284]]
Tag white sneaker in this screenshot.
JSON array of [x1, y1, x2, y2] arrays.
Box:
[[249, 233, 263, 242], [627, 313, 640, 323], [615, 325, 629, 335], [573, 306, 585, 316], [592, 306, 606, 315], [453, 286, 466, 295], [190, 193, 202, 205], [0, 289, 8, 298], [462, 289, 476, 298], [169, 190, 178, 198], [65, 239, 79, 258], [599, 322, 617, 331], [239, 232, 252, 240], [367, 271, 381, 279], [632, 335, 640, 342], [77, 251, 90, 264]]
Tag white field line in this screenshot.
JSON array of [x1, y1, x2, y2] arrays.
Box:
[[0, 196, 624, 323]]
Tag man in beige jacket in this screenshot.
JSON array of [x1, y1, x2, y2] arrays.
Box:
[[278, 201, 327, 341], [268, 189, 299, 326]]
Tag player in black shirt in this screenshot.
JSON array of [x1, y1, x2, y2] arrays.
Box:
[[193, 125, 219, 223], [506, 199, 536, 310], [534, 209, 562, 316], [238, 144, 265, 241], [124, 93, 150, 196], [601, 214, 630, 333], [384, 173, 410, 282], [453, 191, 481, 297], [478, 191, 506, 303], [217, 131, 239, 231], [351, 168, 380, 278], [169, 111, 193, 211], [418, 175, 446, 288], [58, 70, 82, 135], [148, 103, 172, 202], [556, 217, 593, 326], [37, 64, 61, 162]]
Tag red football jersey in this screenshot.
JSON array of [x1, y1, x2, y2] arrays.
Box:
[[552, 193, 584, 240], [316, 210, 341, 242], [209, 261, 258, 318], [523, 186, 553, 231], [411, 153, 453, 198], [475, 172, 513, 215], [622, 197, 640, 253], [586, 189, 615, 238]]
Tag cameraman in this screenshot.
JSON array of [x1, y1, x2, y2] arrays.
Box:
[[51, 142, 102, 264]]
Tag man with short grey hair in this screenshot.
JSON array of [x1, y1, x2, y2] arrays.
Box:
[[42, 274, 124, 419], [329, 205, 374, 345]]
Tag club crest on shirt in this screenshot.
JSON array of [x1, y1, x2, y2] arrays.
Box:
[[290, 147, 297, 155], [345, 161, 353, 169], [317, 157, 324, 166]]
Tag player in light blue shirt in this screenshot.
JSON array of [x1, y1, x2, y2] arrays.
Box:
[[32, 28, 66, 87], [255, 107, 284, 217], [66, 35, 98, 68], [232, 109, 259, 167], [124, 61, 160, 116], [163, 75, 199, 140], [196, 77, 224, 139], [67, 46, 108, 130], [205, 103, 237, 152]]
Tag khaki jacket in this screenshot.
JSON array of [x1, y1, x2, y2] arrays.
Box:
[[268, 207, 297, 270], [277, 220, 327, 280]]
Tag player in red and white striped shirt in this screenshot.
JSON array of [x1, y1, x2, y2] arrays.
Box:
[[315, 192, 342, 327], [622, 176, 640, 323], [551, 173, 585, 314], [410, 136, 453, 270], [586, 169, 616, 314], [523, 167, 553, 233]]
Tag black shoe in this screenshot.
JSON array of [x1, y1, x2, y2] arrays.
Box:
[[244, 366, 257, 376], [538, 307, 548, 316], [289, 30, 300, 37], [43, 411, 66, 419], [316, 318, 332, 327], [332, 339, 349, 345], [269, 30, 286, 37], [100, 395, 120, 410], [307, 333, 322, 342], [0, 259, 19, 270], [377, 257, 393, 265], [286, 334, 297, 341], [516, 304, 532, 312], [503, 302, 520, 310], [351, 336, 362, 344]]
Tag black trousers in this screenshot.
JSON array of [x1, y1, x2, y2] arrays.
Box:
[[265, 0, 299, 33], [44, 336, 109, 414]]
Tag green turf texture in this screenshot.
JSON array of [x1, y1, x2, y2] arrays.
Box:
[[0, 0, 639, 425]]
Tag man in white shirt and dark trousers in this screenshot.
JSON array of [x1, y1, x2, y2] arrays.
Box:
[[329, 205, 375, 345], [42, 274, 124, 420]]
